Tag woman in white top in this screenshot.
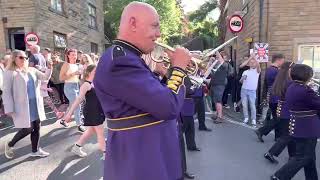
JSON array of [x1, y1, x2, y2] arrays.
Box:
[[240, 55, 261, 127], [59, 49, 85, 133]]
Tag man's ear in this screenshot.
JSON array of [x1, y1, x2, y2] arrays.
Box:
[[129, 17, 137, 32]]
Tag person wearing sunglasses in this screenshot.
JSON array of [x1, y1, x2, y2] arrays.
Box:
[[3, 50, 52, 159]]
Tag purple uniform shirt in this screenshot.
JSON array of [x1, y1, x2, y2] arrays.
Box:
[[94, 39, 187, 180], [266, 66, 279, 104], [285, 81, 320, 138]]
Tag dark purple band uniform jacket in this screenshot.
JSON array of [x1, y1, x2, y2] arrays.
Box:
[[266, 66, 279, 104], [181, 76, 195, 117], [276, 81, 293, 119], [285, 81, 320, 138], [93, 39, 188, 180]]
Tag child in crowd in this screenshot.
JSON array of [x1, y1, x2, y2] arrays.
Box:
[[64, 64, 105, 157]]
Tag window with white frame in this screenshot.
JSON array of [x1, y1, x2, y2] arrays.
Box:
[[299, 44, 320, 77], [51, 0, 63, 12], [88, 4, 97, 29]]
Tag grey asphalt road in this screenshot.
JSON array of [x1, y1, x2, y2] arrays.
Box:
[[0, 113, 319, 180]]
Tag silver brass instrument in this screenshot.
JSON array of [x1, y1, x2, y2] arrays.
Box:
[[148, 36, 238, 88], [150, 42, 200, 75], [309, 78, 320, 94]]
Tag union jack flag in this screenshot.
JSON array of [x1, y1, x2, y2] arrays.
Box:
[[254, 43, 269, 62]]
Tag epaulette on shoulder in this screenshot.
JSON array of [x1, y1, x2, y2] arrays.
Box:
[[112, 45, 126, 59]]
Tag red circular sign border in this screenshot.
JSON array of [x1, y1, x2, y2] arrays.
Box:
[[228, 15, 244, 33], [24, 32, 40, 46]]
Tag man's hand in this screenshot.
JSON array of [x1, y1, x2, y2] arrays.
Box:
[[154, 63, 167, 77], [166, 47, 191, 70], [216, 51, 224, 64]]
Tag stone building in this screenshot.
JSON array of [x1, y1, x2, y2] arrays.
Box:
[[221, 0, 320, 73], [219, 0, 320, 109], [0, 0, 106, 56]]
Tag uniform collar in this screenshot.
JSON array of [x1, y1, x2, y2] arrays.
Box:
[[113, 39, 143, 57]]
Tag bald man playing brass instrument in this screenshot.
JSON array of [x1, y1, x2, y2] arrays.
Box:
[[94, 2, 192, 180]]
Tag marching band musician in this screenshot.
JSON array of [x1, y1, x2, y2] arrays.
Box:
[[255, 54, 285, 142], [178, 74, 197, 179], [93, 2, 192, 180], [144, 52, 196, 179], [271, 64, 320, 180], [194, 70, 212, 131], [181, 75, 200, 152], [264, 62, 296, 164]]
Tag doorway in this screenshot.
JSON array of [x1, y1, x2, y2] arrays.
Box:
[[8, 28, 25, 51]]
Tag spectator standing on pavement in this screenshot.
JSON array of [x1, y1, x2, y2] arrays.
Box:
[[48, 54, 68, 104], [76, 50, 83, 64], [234, 56, 250, 112], [42, 48, 52, 62], [0, 55, 10, 121], [64, 64, 105, 157], [240, 55, 261, 127], [210, 51, 232, 123], [80, 54, 94, 73], [3, 50, 52, 159], [222, 57, 234, 109], [59, 49, 86, 133], [29, 45, 46, 68]]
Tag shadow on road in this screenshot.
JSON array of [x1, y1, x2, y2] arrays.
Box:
[[47, 153, 103, 180], [0, 128, 79, 171]]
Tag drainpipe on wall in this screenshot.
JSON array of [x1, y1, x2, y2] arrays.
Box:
[[259, 0, 264, 42], [257, 0, 265, 114]]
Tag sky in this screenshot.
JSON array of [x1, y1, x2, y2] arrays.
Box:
[[181, 0, 220, 21]]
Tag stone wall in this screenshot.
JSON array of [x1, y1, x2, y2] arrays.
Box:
[[0, 0, 105, 55], [0, 0, 36, 54]]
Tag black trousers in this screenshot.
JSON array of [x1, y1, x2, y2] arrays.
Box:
[[8, 120, 41, 153], [48, 82, 68, 104], [194, 97, 206, 129], [222, 77, 235, 105], [182, 116, 197, 149], [274, 138, 318, 180], [268, 118, 295, 157], [222, 81, 231, 105], [257, 103, 280, 138], [178, 118, 187, 174]]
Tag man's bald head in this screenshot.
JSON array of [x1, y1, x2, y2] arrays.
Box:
[[118, 2, 161, 54]]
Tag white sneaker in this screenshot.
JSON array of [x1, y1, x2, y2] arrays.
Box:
[[5, 142, 14, 159], [252, 120, 257, 128], [71, 144, 87, 157], [101, 152, 106, 161], [30, 148, 50, 157], [243, 118, 249, 124]]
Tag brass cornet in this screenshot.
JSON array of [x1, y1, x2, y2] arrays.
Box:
[[149, 42, 200, 75], [148, 36, 238, 77]]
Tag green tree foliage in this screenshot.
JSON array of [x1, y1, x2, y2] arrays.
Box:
[[104, 0, 184, 42], [187, 0, 219, 49], [188, 0, 218, 22]]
